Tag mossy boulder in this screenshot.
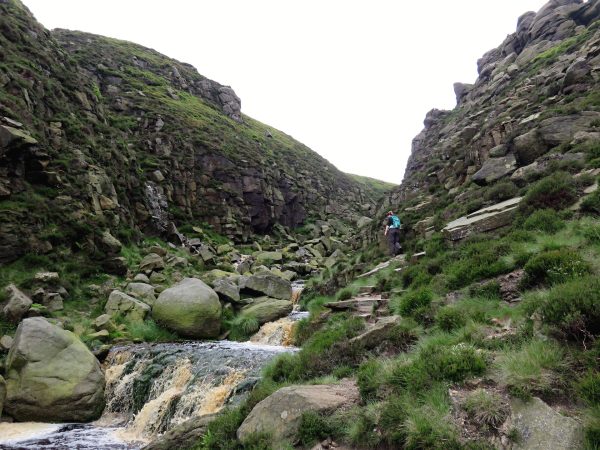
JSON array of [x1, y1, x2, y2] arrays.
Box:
[[4, 317, 105, 421], [152, 278, 222, 338], [241, 298, 293, 325], [240, 273, 292, 300]]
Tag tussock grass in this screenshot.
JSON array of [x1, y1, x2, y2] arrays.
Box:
[[496, 339, 568, 399]]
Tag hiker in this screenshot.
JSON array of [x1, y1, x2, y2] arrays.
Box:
[[384, 210, 401, 256]]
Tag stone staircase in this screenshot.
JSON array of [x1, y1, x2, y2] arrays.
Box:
[[323, 285, 389, 322]]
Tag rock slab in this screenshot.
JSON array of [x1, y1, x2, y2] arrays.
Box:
[[4, 317, 105, 421], [237, 382, 359, 443], [152, 278, 222, 338], [510, 397, 583, 450]]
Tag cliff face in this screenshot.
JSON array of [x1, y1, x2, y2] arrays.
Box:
[[387, 0, 600, 228], [0, 0, 383, 265]]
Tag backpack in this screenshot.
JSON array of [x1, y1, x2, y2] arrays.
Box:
[[390, 215, 401, 229]]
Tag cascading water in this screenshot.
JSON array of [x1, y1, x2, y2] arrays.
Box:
[[0, 283, 308, 450]]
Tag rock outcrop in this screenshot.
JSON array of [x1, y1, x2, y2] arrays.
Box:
[[152, 278, 222, 338], [4, 317, 105, 421], [384, 0, 600, 240]]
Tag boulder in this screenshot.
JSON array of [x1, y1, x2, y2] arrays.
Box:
[[142, 414, 216, 450], [105, 290, 150, 323], [148, 245, 168, 257], [2, 284, 32, 323], [471, 154, 517, 185], [237, 382, 359, 443], [44, 292, 64, 313], [241, 298, 293, 325], [87, 330, 110, 341], [349, 315, 402, 349], [102, 256, 128, 276], [93, 314, 116, 332], [443, 197, 522, 241], [213, 278, 240, 303], [512, 129, 548, 166], [202, 269, 239, 286], [139, 253, 165, 273], [241, 273, 292, 300], [133, 273, 151, 283], [255, 251, 283, 264], [0, 334, 13, 351], [34, 271, 60, 284], [509, 397, 583, 450], [125, 282, 157, 306], [98, 230, 122, 255], [4, 317, 105, 421], [152, 278, 221, 338]]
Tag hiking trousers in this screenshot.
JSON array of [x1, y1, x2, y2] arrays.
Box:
[[387, 228, 400, 256]]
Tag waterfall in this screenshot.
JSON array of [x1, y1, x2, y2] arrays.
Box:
[[101, 341, 294, 442]]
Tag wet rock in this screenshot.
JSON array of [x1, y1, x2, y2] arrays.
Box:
[[443, 197, 522, 241], [213, 278, 240, 303], [241, 298, 293, 325], [142, 414, 217, 450], [153, 278, 222, 338], [4, 317, 105, 421], [2, 284, 32, 323], [508, 397, 583, 450], [125, 282, 157, 306], [0, 334, 13, 351], [139, 253, 165, 273], [105, 290, 150, 323], [241, 273, 292, 300], [238, 382, 359, 443]]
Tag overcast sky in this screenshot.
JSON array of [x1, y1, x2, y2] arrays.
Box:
[[23, 0, 548, 184]]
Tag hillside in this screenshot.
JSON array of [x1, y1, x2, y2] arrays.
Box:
[[0, 0, 388, 271]]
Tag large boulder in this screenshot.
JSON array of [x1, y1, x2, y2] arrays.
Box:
[[152, 278, 222, 338], [471, 154, 517, 185], [241, 298, 293, 325], [240, 273, 292, 300], [508, 397, 583, 450], [2, 284, 32, 323], [105, 290, 150, 323], [4, 317, 105, 421], [237, 382, 359, 443]]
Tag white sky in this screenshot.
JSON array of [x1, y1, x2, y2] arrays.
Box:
[[23, 0, 548, 184]]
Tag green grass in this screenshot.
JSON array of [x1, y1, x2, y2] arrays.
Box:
[[127, 319, 177, 342], [496, 339, 568, 399]]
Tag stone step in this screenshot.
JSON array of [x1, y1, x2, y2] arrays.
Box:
[[324, 298, 386, 311]]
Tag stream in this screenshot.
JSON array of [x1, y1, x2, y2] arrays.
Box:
[[0, 284, 308, 450]]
